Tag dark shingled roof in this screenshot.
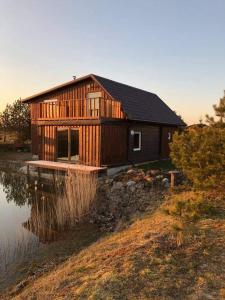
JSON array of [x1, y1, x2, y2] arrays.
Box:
[[23, 74, 185, 126], [93, 75, 185, 126]]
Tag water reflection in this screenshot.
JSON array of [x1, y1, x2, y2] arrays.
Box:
[[0, 171, 63, 275], [0, 171, 32, 206], [0, 169, 97, 280]]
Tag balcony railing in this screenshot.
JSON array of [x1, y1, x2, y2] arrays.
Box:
[[31, 98, 124, 120]]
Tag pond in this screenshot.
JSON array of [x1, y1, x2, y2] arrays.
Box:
[[0, 169, 101, 291]]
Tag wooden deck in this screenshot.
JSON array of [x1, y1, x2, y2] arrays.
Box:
[[25, 160, 107, 174]]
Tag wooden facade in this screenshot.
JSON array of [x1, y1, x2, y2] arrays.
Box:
[[30, 78, 127, 166], [27, 75, 182, 167]]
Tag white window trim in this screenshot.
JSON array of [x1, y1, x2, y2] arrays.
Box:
[[133, 131, 142, 151]]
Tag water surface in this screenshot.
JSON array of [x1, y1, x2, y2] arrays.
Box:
[[0, 169, 100, 291]]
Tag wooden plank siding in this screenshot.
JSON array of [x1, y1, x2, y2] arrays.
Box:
[[30, 78, 125, 122], [79, 125, 101, 166], [29, 77, 180, 167], [37, 125, 101, 167], [101, 124, 128, 166], [128, 124, 160, 163]]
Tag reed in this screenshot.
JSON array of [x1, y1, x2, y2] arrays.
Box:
[[0, 170, 98, 276], [22, 170, 97, 240], [55, 171, 97, 229]]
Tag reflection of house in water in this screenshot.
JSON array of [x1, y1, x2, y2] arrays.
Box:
[[0, 170, 63, 243], [22, 191, 60, 243]]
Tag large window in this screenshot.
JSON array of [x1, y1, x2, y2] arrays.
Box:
[[57, 128, 79, 162], [57, 129, 68, 160], [133, 131, 141, 151]]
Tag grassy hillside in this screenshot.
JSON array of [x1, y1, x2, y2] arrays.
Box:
[[6, 191, 225, 300]]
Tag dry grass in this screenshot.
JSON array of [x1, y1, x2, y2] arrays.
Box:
[[4, 190, 225, 300]]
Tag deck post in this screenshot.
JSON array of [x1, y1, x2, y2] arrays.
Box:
[[169, 170, 180, 188]]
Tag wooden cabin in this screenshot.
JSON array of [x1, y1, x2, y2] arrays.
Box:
[[23, 74, 185, 167]]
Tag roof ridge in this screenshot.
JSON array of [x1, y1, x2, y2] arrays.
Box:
[[92, 74, 157, 97]]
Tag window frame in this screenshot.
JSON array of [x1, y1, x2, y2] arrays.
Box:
[[133, 131, 142, 152]]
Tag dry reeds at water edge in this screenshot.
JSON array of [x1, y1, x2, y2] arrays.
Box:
[[26, 170, 98, 239], [55, 170, 98, 228], [0, 172, 98, 275]]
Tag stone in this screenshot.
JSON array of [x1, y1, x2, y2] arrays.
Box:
[[127, 169, 137, 175], [126, 180, 136, 187], [111, 181, 123, 191], [90, 172, 165, 232], [129, 185, 136, 193], [162, 178, 170, 188], [105, 178, 114, 185], [136, 182, 144, 189]]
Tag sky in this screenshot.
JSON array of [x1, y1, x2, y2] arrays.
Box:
[[0, 0, 225, 124]]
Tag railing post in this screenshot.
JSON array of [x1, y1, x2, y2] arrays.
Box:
[[99, 97, 102, 118]]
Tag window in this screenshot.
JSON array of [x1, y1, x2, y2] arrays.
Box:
[[87, 92, 101, 117], [133, 131, 141, 151], [168, 132, 171, 141]]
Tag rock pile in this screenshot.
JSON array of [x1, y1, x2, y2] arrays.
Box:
[[89, 168, 171, 232]]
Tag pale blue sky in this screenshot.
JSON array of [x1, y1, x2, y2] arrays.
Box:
[[1, 0, 225, 124]]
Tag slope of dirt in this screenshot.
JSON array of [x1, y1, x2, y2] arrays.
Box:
[[4, 191, 225, 300]]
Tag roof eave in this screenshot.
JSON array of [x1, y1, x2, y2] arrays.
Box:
[[22, 74, 95, 103], [127, 118, 186, 127]]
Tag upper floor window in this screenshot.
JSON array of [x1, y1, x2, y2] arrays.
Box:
[[87, 92, 102, 117]]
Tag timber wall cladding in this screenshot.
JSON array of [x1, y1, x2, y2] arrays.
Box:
[[79, 125, 101, 167], [39, 125, 101, 166], [128, 124, 160, 163], [30, 78, 125, 120], [40, 126, 56, 161], [101, 124, 128, 165]]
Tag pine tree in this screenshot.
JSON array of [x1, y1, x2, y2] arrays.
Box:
[[206, 91, 225, 127]]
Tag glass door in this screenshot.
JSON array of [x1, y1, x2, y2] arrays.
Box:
[[57, 129, 69, 161], [71, 129, 79, 162], [57, 128, 79, 163]]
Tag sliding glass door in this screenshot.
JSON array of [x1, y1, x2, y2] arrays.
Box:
[[57, 128, 79, 162], [70, 129, 79, 162]]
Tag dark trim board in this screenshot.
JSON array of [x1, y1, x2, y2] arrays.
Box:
[[34, 118, 129, 126], [34, 119, 102, 126]]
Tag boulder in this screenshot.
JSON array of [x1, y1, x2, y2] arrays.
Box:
[[126, 180, 136, 187], [162, 177, 170, 188], [111, 181, 123, 191], [127, 169, 137, 175]]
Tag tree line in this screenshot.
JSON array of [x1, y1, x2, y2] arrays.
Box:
[[0, 99, 31, 142]]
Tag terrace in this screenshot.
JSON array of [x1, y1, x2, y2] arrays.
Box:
[[30, 97, 124, 121]]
